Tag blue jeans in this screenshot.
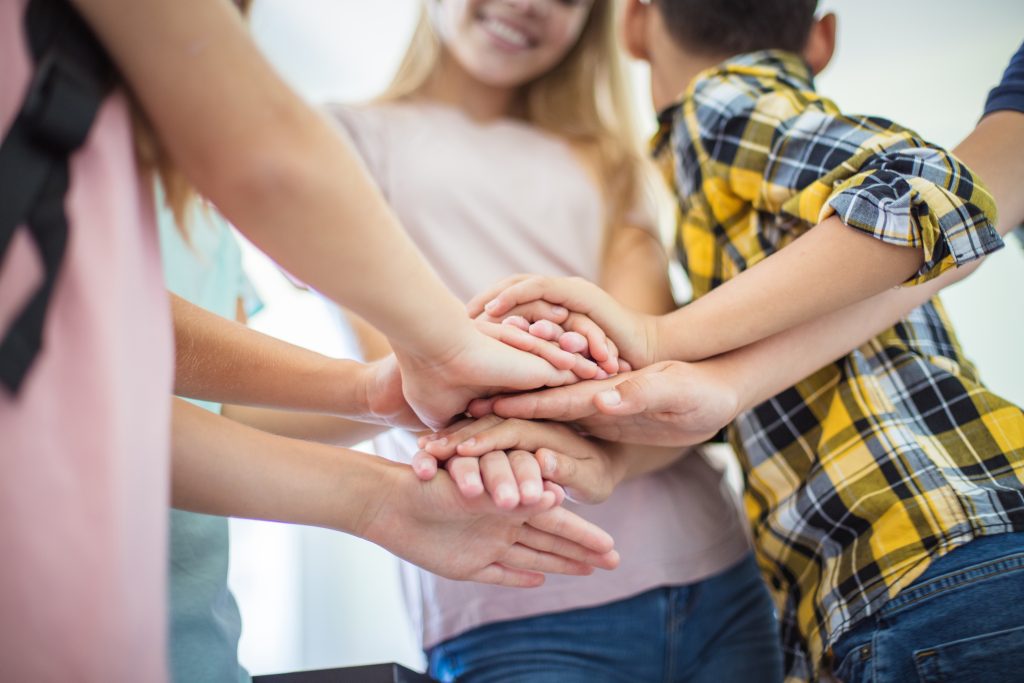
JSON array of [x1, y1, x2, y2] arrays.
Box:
[[428, 553, 783, 683], [831, 532, 1024, 682]]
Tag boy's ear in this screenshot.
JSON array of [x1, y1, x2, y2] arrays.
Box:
[[620, 0, 650, 61], [802, 12, 836, 75]]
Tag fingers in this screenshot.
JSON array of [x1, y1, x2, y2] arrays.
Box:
[[544, 480, 567, 506], [477, 276, 579, 320], [526, 505, 616, 555], [479, 451, 520, 509], [486, 300, 571, 327], [467, 395, 501, 418], [558, 331, 588, 354], [520, 509, 614, 565], [466, 274, 537, 318], [447, 456, 485, 498], [421, 415, 502, 457], [499, 543, 594, 576], [509, 449, 543, 505], [470, 563, 546, 588], [490, 381, 612, 421], [411, 451, 439, 480], [536, 448, 612, 505], [501, 315, 530, 332], [483, 320, 600, 381], [528, 319, 565, 342], [446, 417, 531, 456], [595, 372, 670, 416], [561, 312, 612, 367], [478, 320, 589, 375]]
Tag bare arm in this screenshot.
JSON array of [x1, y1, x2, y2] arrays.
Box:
[[171, 294, 413, 423], [75, 0, 592, 429], [481, 109, 1024, 443], [654, 215, 923, 361], [171, 399, 618, 587], [73, 0, 470, 356], [218, 405, 388, 447]]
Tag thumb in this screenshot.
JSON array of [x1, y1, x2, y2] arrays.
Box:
[[595, 374, 672, 416]]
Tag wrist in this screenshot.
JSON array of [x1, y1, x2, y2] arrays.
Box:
[[604, 443, 630, 487], [698, 356, 747, 420], [392, 316, 476, 370], [647, 315, 671, 368], [345, 455, 405, 541]]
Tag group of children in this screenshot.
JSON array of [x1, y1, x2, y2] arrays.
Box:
[[2, 0, 1023, 682]]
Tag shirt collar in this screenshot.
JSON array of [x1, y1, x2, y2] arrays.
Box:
[[650, 50, 814, 160]]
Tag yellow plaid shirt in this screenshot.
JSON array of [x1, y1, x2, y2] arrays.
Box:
[[652, 50, 1024, 682]]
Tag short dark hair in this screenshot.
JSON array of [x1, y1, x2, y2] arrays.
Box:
[[653, 0, 818, 57]]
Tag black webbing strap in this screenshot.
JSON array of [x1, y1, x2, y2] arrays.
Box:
[[0, 0, 113, 394]]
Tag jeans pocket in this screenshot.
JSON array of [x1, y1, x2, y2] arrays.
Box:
[[913, 624, 1024, 683], [834, 641, 873, 683]]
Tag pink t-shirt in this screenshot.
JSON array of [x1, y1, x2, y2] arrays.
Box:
[[332, 101, 751, 649], [0, 1, 173, 680]]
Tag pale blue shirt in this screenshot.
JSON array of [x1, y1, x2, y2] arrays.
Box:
[[158, 185, 260, 683]]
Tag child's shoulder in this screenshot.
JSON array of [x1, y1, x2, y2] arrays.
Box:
[[684, 50, 822, 134]]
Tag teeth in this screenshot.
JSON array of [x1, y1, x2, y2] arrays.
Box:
[[483, 17, 529, 48]]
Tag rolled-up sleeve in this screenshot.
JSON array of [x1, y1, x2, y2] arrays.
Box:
[[817, 143, 1001, 283]]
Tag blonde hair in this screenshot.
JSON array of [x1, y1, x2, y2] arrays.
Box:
[[380, 1, 659, 253]]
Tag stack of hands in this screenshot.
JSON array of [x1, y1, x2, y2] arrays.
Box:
[[362, 274, 744, 585]]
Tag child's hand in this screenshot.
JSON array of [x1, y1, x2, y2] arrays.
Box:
[[420, 416, 624, 504], [360, 463, 619, 587], [468, 274, 660, 370], [497, 310, 623, 377], [410, 448, 567, 507], [477, 318, 603, 380], [394, 323, 582, 430], [465, 361, 741, 448], [444, 450, 548, 509]]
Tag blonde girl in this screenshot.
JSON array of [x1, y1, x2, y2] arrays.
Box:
[[331, 1, 782, 680]]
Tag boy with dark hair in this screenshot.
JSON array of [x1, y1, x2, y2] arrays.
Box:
[[469, 3, 1024, 681], [625, 3, 1024, 681]]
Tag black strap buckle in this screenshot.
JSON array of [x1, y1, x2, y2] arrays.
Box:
[[22, 44, 111, 154]]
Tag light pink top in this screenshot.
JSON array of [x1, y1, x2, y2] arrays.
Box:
[[0, 1, 173, 680], [332, 101, 751, 649]]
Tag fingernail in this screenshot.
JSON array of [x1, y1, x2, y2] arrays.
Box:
[[542, 452, 557, 474], [484, 299, 501, 314], [520, 481, 541, 500], [496, 484, 517, 505], [598, 390, 621, 406], [552, 306, 568, 317], [463, 437, 476, 448]]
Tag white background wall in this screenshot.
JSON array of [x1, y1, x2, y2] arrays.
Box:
[[229, 0, 1024, 675]]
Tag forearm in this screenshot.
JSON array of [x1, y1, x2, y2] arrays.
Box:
[[656, 215, 922, 361], [955, 111, 1024, 238], [172, 398, 394, 535], [172, 294, 371, 414], [693, 108, 1024, 409], [74, 0, 470, 357], [220, 405, 388, 448]]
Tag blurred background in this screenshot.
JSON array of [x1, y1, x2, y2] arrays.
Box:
[[228, 0, 1024, 675]]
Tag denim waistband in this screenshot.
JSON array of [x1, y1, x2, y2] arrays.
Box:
[[880, 531, 1024, 617]]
